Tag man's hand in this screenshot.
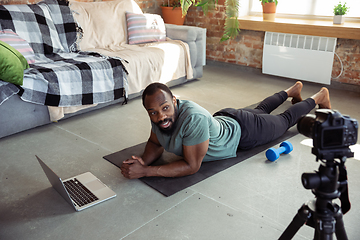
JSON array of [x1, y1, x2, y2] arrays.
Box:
[[120, 156, 147, 179]]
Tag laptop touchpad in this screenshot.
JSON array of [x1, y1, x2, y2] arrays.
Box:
[[86, 179, 106, 192]]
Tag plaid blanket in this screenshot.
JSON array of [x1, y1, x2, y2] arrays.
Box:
[[0, 0, 127, 107], [0, 80, 19, 105]]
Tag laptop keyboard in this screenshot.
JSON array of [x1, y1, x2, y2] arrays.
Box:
[[63, 178, 99, 207]]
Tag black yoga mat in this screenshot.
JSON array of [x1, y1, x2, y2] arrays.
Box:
[[104, 101, 311, 197]]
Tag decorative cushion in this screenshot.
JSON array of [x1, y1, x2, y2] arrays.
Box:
[[0, 29, 36, 64], [125, 12, 166, 45], [0, 40, 29, 86]]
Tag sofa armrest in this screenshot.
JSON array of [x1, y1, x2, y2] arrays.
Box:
[[165, 24, 206, 79]]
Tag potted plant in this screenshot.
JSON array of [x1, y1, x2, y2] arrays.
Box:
[[259, 0, 278, 21], [161, 0, 185, 25], [333, 2, 349, 25], [179, 0, 240, 42]]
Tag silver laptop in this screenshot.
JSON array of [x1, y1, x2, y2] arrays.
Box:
[[36, 155, 116, 211]]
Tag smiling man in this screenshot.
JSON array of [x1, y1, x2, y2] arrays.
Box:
[[120, 82, 331, 179]]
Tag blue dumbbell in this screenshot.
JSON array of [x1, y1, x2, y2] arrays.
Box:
[[266, 141, 293, 162]]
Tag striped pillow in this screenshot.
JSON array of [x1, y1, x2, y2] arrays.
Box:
[[126, 12, 166, 45], [0, 29, 36, 64]]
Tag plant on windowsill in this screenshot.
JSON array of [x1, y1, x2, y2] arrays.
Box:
[[259, 0, 278, 21], [173, 0, 240, 42], [333, 2, 349, 25], [161, 0, 185, 25]]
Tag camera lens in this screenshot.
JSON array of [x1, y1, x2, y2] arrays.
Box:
[[297, 114, 316, 138]]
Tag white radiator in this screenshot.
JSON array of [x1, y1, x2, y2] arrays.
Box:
[[262, 32, 337, 85]]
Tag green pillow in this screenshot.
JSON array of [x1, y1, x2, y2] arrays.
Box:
[[0, 40, 29, 86]]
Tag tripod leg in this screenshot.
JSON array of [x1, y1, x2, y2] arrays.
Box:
[[313, 205, 348, 240], [278, 204, 312, 240], [315, 217, 335, 240], [334, 209, 348, 240]]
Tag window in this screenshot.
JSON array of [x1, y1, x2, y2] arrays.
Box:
[[240, 0, 359, 21]]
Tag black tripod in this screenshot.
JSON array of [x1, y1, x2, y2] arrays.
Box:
[[278, 156, 350, 240]]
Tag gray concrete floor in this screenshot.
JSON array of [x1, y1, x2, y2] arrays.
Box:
[[1, 62, 360, 240]]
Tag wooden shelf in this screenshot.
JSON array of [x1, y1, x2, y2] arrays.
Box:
[[238, 16, 360, 40]]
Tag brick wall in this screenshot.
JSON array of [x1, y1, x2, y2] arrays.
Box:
[[1, 0, 359, 87], [184, 6, 360, 87]]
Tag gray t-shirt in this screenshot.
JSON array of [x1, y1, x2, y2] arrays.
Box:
[[151, 99, 241, 161]]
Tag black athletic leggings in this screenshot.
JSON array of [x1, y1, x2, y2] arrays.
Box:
[[213, 91, 316, 150]]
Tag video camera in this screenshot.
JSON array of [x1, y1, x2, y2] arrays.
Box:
[[297, 109, 358, 161]]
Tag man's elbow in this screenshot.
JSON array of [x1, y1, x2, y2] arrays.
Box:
[[187, 164, 201, 175]]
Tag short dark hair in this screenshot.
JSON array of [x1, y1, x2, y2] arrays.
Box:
[[142, 83, 173, 107]]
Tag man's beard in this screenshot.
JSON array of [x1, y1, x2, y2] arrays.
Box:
[[156, 107, 178, 136]]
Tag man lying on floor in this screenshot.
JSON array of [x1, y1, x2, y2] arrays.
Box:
[[120, 82, 331, 179]]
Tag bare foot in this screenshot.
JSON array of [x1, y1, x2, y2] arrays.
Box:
[[285, 81, 303, 104], [311, 87, 332, 109]]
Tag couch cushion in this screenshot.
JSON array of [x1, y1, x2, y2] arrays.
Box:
[[0, 40, 29, 86], [0, 29, 36, 64], [125, 12, 166, 45], [69, 0, 143, 49]]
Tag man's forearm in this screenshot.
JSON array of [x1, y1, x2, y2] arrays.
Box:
[[141, 140, 164, 166], [143, 139, 208, 178], [145, 159, 200, 178]]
